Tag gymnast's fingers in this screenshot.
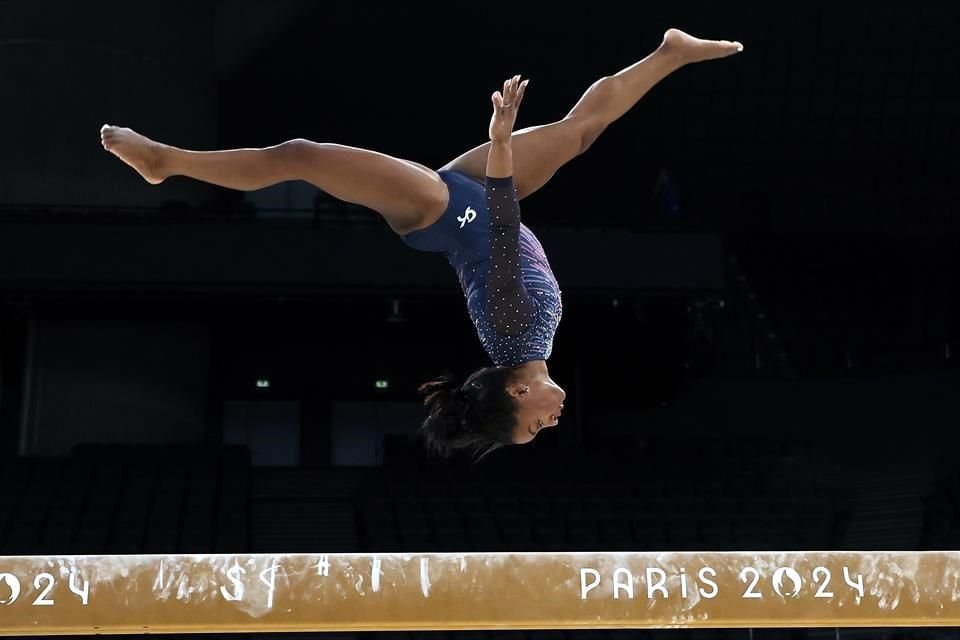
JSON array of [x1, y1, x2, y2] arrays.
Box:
[[516, 79, 529, 107], [504, 76, 514, 106]]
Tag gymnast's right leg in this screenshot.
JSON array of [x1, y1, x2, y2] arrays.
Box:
[[99, 126, 448, 235]]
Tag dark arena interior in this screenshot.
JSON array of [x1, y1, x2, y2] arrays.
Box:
[[0, 1, 959, 639]]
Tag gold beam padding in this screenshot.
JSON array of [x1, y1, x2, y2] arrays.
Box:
[[1, 551, 959, 635]]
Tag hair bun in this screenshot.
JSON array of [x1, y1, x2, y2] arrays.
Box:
[[417, 372, 457, 400], [416, 367, 515, 460]]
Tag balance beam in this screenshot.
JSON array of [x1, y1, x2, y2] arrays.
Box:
[[1, 551, 959, 635]]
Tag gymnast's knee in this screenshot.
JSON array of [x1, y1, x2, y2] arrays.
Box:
[[273, 138, 312, 157], [267, 138, 325, 176]]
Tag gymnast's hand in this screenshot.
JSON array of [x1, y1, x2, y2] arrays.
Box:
[[489, 75, 528, 143]]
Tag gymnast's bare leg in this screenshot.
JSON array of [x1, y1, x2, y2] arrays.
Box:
[[100, 129, 448, 235], [440, 28, 743, 200]]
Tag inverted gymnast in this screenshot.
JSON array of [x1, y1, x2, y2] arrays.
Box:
[[101, 29, 742, 459]]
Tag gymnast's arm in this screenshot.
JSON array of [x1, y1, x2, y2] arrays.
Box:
[[484, 175, 535, 336], [485, 75, 535, 336]]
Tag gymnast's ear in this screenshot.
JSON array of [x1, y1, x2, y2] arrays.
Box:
[[505, 382, 530, 400]]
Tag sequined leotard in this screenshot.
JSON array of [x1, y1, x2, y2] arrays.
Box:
[[401, 170, 562, 366]]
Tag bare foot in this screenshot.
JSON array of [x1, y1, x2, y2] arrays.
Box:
[[661, 28, 743, 65], [100, 125, 170, 185]]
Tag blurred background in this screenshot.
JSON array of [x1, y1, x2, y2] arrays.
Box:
[[0, 1, 958, 639]]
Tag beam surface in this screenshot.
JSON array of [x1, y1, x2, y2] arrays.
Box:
[[0, 552, 959, 634]]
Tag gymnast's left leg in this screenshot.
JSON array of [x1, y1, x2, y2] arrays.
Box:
[[440, 28, 743, 199]]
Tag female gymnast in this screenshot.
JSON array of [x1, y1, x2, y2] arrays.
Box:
[[100, 29, 742, 459]]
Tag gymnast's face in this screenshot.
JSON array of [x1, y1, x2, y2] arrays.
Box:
[[509, 377, 566, 444]]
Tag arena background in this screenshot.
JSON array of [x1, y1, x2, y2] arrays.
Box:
[[0, 1, 958, 638]]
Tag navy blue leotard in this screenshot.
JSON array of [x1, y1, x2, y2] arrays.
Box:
[[401, 170, 562, 366]]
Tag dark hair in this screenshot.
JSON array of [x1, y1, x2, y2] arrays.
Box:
[[417, 366, 519, 460]]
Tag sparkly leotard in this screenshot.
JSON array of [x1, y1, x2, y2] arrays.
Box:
[[401, 170, 562, 366]]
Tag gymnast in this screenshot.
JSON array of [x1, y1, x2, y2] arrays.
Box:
[[100, 29, 742, 459]]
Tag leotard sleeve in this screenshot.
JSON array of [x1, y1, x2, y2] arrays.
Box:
[[484, 175, 536, 336]]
